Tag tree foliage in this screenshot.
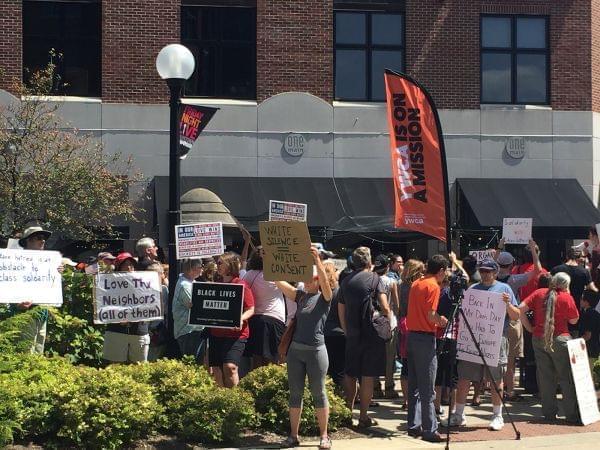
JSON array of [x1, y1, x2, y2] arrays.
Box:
[[0, 55, 143, 240]]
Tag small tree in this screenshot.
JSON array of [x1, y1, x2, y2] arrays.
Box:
[[0, 56, 143, 241]]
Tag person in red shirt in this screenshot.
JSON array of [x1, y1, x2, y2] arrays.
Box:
[[406, 255, 449, 443], [209, 252, 255, 388], [519, 272, 580, 422]]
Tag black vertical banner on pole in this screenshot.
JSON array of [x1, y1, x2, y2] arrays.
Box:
[[178, 105, 218, 159]]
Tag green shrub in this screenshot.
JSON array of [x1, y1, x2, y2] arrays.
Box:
[[0, 307, 45, 354], [45, 308, 105, 367], [0, 378, 23, 447], [0, 354, 79, 443], [179, 387, 257, 444], [61, 267, 96, 322], [239, 364, 352, 434], [53, 368, 162, 450]]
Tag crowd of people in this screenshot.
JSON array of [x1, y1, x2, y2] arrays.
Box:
[[6, 224, 600, 448]]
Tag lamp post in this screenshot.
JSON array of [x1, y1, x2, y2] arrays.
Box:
[[156, 44, 195, 300]]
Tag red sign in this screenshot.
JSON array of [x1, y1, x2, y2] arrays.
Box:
[[384, 69, 450, 246]]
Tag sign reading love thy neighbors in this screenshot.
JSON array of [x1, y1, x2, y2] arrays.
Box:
[[567, 338, 600, 425], [0, 249, 63, 305], [175, 222, 224, 259], [189, 282, 244, 329], [259, 221, 313, 282], [502, 217, 532, 245], [94, 271, 162, 324], [468, 249, 496, 263], [456, 288, 506, 367], [269, 200, 307, 222]]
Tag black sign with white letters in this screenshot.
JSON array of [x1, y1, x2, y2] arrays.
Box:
[[189, 282, 244, 328]]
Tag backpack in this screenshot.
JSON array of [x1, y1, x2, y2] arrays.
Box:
[[362, 273, 392, 342]]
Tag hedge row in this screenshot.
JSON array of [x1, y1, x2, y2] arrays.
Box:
[[0, 310, 351, 449]]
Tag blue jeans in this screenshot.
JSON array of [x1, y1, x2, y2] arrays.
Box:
[[407, 331, 438, 437]]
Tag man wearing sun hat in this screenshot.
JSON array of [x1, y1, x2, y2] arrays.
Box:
[[443, 258, 520, 432]]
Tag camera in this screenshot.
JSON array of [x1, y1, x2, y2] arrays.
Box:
[[449, 270, 468, 299]]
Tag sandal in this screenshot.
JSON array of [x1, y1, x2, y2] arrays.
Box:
[[280, 435, 300, 448], [319, 435, 332, 449], [357, 417, 379, 428]]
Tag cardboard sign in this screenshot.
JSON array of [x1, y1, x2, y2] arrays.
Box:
[[175, 222, 224, 259], [189, 282, 244, 329], [0, 249, 63, 305], [94, 271, 162, 324], [567, 338, 600, 425], [502, 218, 532, 245], [468, 249, 496, 263], [259, 221, 313, 282], [456, 288, 507, 367], [269, 200, 307, 222]]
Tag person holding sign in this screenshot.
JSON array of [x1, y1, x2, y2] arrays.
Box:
[[102, 252, 151, 363], [9, 226, 62, 354], [209, 252, 255, 388], [172, 258, 207, 364], [444, 258, 519, 432], [275, 247, 334, 450], [519, 272, 580, 423]]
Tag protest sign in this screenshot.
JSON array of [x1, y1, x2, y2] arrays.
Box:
[[468, 249, 496, 263], [0, 249, 63, 305], [269, 200, 307, 222], [94, 271, 162, 324], [456, 288, 506, 367], [175, 222, 224, 259], [567, 339, 600, 425], [259, 221, 313, 282], [502, 218, 532, 244], [189, 282, 244, 328]]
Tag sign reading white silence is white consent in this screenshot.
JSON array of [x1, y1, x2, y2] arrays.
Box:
[[0, 249, 63, 305], [94, 271, 162, 324], [456, 288, 506, 368], [568, 338, 600, 425]]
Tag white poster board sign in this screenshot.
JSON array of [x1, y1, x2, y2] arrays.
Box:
[[567, 338, 600, 425], [94, 271, 162, 324], [468, 249, 496, 263], [269, 200, 307, 222], [0, 249, 63, 305], [502, 218, 532, 245], [175, 222, 224, 259], [456, 288, 506, 367]]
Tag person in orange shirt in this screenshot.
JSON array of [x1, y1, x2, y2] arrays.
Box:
[[406, 255, 449, 443]]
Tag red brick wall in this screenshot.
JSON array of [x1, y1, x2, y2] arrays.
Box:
[[256, 0, 333, 102], [592, 0, 600, 112], [102, 0, 181, 103], [0, 0, 21, 93], [405, 0, 593, 110]]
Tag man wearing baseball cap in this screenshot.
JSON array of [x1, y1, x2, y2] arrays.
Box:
[[443, 258, 520, 431]]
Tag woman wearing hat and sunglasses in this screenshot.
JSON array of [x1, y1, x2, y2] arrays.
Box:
[[10, 226, 58, 354]]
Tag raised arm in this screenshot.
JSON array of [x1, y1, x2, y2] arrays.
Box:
[[240, 229, 252, 270], [275, 281, 298, 301], [312, 247, 333, 301], [449, 251, 470, 284]]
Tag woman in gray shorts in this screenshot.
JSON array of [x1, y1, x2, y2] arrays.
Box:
[[276, 247, 334, 450]]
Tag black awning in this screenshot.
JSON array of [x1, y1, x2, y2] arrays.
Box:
[[456, 178, 600, 228], [152, 176, 405, 245]]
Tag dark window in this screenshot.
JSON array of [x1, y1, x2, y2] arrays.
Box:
[[182, 5, 256, 99], [334, 10, 404, 101], [481, 15, 549, 104], [23, 0, 101, 97]]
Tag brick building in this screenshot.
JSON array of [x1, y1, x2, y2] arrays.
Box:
[[1, 0, 600, 261]]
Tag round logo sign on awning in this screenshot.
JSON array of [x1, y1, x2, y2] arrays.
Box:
[[283, 133, 305, 157], [505, 137, 526, 159]]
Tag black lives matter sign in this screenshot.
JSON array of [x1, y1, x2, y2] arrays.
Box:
[[189, 282, 244, 329]]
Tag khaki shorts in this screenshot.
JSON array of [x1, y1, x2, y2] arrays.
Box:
[[507, 320, 523, 359], [103, 331, 150, 363], [457, 336, 508, 383]]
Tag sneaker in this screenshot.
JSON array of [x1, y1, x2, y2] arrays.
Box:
[[441, 413, 466, 427], [489, 414, 504, 431]]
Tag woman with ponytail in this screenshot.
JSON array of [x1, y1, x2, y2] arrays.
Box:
[[519, 272, 580, 422]]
